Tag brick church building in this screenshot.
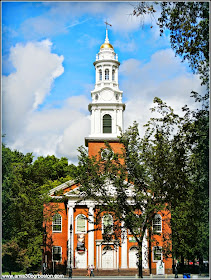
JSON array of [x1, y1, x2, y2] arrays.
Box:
[[43, 28, 173, 276]]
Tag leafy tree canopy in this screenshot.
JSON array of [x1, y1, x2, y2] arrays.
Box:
[[2, 144, 76, 273], [133, 1, 209, 89]]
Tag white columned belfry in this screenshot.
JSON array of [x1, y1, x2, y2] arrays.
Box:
[[85, 27, 125, 146], [67, 201, 75, 269], [87, 203, 95, 266]]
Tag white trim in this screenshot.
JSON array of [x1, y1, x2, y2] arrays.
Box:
[[152, 214, 162, 233], [87, 204, 95, 266], [52, 246, 62, 262], [75, 248, 87, 268], [153, 246, 163, 262], [49, 179, 75, 196], [75, 214, 87, 234], [52, 214, 62, 233], [129, 246, 138, 268], [121, 221, 128, 268], [102, 214, 113, 234]]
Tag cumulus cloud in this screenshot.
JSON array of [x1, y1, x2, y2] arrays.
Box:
[[16, 95, 90, 162], [2, 39, 205, 165], [3, 40, 64, 141], [121, 48, 205, 135], [2, 40, 90, 163]]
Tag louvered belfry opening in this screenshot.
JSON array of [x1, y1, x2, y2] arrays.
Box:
[[103, 114, 112, 133]]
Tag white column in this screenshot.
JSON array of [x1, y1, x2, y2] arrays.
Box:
[[96, 244, 98, 269], [95, 66, 97, 84], [87, 203, 95, 266], [91, 109, 95, 135], [67, 201, 75, 269], [99, 244, 102, 268], [121, 221, 128, 268], [142, 230, 149, 269]]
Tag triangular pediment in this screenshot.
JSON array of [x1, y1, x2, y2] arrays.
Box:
[[49, 179, 78, 197], [49, 177, 135, 199]]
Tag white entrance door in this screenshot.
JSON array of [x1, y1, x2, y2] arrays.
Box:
[[102, 248, 114, 269], [129, 247, 138, 268], [75, 250, 87, 268]]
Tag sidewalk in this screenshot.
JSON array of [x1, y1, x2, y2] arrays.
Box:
[[63, 274, 209, 279], [2, 274, 209, 280]]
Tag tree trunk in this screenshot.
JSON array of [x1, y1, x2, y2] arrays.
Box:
[[138, 242, 143, 278], [148, 227, 152, 275]]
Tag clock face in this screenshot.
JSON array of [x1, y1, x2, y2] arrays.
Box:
[[101, 90, 113, 101]]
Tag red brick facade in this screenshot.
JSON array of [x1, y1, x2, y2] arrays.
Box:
[[43, 140, 173, 275]]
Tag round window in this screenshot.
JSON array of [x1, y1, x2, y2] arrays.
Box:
[[101, 148, 113, 160]]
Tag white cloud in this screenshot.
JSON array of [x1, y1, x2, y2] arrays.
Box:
[[2, 40, 64, 142], [56, 115, 90, 162], [2, 38, 205, 165], [19, 2, 161, 40], [121, 49, 205, 135], [114, 39, 137, 53], [15, 95, 90, 163], [2, 38, 91, 164]]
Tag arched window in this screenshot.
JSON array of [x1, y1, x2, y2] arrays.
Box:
[[52, 214, 62, 232], [103, 114, 112, 133], [105, 69, 109, 80], [99, 69, 102, 81], [153, 214, 162, 233], [112, 69, 115, 81], [102, 214, 113, 234], [76, 214, 87, 233]]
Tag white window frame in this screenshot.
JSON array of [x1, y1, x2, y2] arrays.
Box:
[[153, 246, 162, 262], [75, 214, 87, 234], [102, 214, 113, 234], [105, 69, 109, 80], [112, 69, 115, 81], [102, 114, 112, 134], [52, 246, 62, 262], [52, 214, 62, 233], [99, 69, 102, 81], [152, 214, 162, 233]]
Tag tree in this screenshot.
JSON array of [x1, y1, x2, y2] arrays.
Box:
[[170, 93, 209, 267], [76, 94, 209, 277], [133, 1, 209, 89], [76, 97, 195, 277], [2, 144, 77, 273], [132, 1, 209, 268]]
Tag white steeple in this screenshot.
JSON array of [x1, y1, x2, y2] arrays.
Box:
[[85, 28, 125, 146]]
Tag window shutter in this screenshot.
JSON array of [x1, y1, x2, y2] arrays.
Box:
[[103, 114, 112, 133]]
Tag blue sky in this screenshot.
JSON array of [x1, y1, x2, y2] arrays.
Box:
[[2, 1, 205, 164]]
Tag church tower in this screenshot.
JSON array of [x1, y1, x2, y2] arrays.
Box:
[[85, 27, 125, 156]]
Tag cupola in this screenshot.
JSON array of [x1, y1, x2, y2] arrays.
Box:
[[85, 26, 125, 147]]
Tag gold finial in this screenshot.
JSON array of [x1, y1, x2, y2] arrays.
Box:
[[100, 20, 113, 49], [104, 21, 112, 42]]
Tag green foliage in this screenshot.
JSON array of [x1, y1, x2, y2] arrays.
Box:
[[2, 144, 76, 273], [171, 94, 209, 262], [158, 2, 209, 89], [132, 2, 209, 264], [76, 95, 209, 277], [133, 2, 209, 89]]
